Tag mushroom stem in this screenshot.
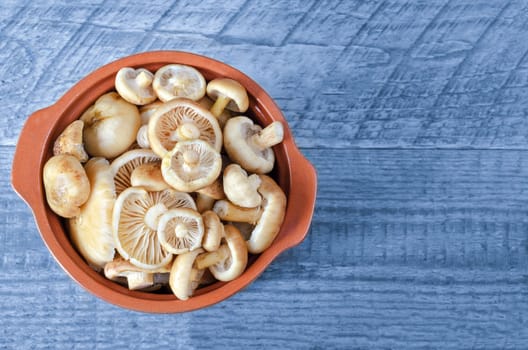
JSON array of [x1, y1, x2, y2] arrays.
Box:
[[195, 244, 229, 270], [144, 203, 168, 231], [137, 71, 153, 88], [213, 200, 262, 224], [196, 193, 216, 213], [136, 125, 150, 148], [175, 223, 188, 238], [251, 121, 284, 150], [183, 149, 200, 166], [210, 94, 231, 118], [127, 271, 155, 290]]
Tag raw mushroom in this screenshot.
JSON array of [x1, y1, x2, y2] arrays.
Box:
[[223, 163, 261, 208], [169, 248, 205, 300], [68, 157, 116, 270], [157, 208, 204, 255], [195, 193, 216, 213], [223, 116, 284, 174], [206, 78, 249, 118], [195, 224, 248, 282], [194, 178, 225, 213], [53, 120, 89, 162], [198, 96, 231, 129], [115, 67, 157, 105], [161, 139, 222, 193], [246, 175, 287, 254], [213, 199, 262, 224], [112, 187, 196, 270], [139, 100, 164, 125], [110, 149, 161, 195], [148, 98, 222, 157], [43, 154, 90, 218], [130, 163, 170, 192], [201, 210, 224, 252], [80, 92, 141, 159], [153, 64, 206, 102], [104, 257, 170, 291], [136, 124, 150, 148]]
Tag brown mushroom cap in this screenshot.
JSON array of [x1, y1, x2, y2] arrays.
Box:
[[223, 117, 284, 174], [206, 78, 249, 116], [246, 175, 287, 254], [223, 163, 261, 208], [169, 248, 205, 300], [53, 120, 89, 163]]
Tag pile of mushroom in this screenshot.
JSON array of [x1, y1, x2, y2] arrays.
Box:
[[42, 64, 287, 300]]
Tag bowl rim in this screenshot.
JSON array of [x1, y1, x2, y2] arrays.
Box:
[[12, 50, 318, 313]]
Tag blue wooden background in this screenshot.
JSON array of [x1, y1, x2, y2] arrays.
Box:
[[3, 0, 528, 348]]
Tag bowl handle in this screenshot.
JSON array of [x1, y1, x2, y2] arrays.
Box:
[[283, 147, 318, 248], [12, 106, 55, 209]]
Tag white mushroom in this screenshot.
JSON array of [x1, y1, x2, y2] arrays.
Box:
[[43, 154, 90, 218], [206, 78, 249, 118], [104, 257, 170, 291], [195, 224, 248, 282], [130, 162, 170, 192], [80, 92, 141, 159], [52, 120, 89, 163], [223, 163, 261, 208], [201, 210, 224, 252], [169, 248, 205, 300], [223, 116, 284, 174], [115, 67, 157, 105], [153, 64, 206, 102]]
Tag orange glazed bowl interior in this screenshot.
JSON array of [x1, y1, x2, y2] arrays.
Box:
[[11, 51, 317, 313]]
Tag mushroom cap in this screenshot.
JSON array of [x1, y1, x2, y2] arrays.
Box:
[[68, 157, 116, 269], [43, 154, 90, 218], [169, 248, 205, 300], [104, 256, 171, 291], [52, 120, 89, 162], [195, 178, 225, 200], [157, 207, 204, 255], [208, 224, 248, 282], [161, 139, 222, 193], [115, 67, 157, 106], [201, 210, 224, 252], [80, 92, 141, 159], [153, 64, 206, 102], [136, 124, 150, 148], [223, 116, 275, 174], [112, 187, 197, 270], [139, 100, 163, 125], [110, 149, 161, 195], [247, 175, 287, 254], [223, 163, 262, 208], [206, 78, 249, 113], [130, 162, 170, 192], [148, 98, 222, 157]]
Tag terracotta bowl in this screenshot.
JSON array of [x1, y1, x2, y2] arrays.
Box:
[[11, 51, 317, 313]]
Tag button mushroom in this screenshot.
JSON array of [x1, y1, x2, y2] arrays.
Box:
[[223, 116, 284, 174], [169, 248, 205, 300], [112, 187, 196, 270], [80, 92, 141, 159], [52, 120, 89, 163], [206, 78, 249, 118], [68, 157, 116, 270], [153, 64, 206, 102], [223, 163, 261, 208], [110, 149, 161, 195], [43, 154, 90, 218], [130, 163, 170, 192], [147, 98, 222, 157], [195, 224, 248, 282], [214, 174, 286, 254], [104, 257, 170, 291], [161, 139, 222, 193], [157, 208, 204, 255], [115, 67, 157, 106], [201, 210, 224, 252], [246, 175, 287, 254]]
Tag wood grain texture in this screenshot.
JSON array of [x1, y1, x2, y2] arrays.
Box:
[[4, 0, 528, 348]]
